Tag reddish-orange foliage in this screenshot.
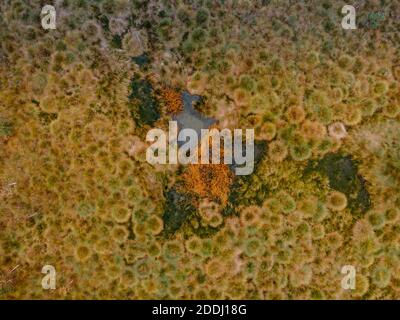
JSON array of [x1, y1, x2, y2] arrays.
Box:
[[160, 88, 183, 114], [182, 163, 233, 205]]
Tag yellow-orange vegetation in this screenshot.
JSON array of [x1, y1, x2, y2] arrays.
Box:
[[160, 88, 183, 114], [181, 129, 234, 205], [182, 163, 233, 205]]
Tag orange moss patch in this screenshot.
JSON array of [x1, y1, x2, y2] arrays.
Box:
[[182, 163, 233, 205], [180, 128, 235, 205], [160, 88, 183, 114]]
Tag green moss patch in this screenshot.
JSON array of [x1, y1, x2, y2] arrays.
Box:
[[128, 75, 160, 126], [305, 153, 371, 216], [162, 189, 197, 237], [0, 119, 14, 137], [223, 140, 268, 216]]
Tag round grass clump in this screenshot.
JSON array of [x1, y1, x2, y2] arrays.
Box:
[[371, 265, 391, 288], [306, 51, 319, 68], [277, 125, 295, 143], [163, 240, 184, 262], [181, 39, 195, 55], [268, 140, 288, 162], [168, 284, 183, 299], [361, 99, 378, 117], [121, 269, 137, 287], [367, 210, 386, 230], [276, 249, 292, 265], [287, 210, 304, 225], [185, 236, 202, 255], [213, 230, 230, 249], [208, 288, 223, 300], [204, 257, 225, 279], [259, 122, 276, 141], [94, 238, 112, 255], [343, 107, 362, 126], [239, 74, 256, 92], [311, 224, 325, 240], [263, 197, 281, 214], [289, 265, 312, 288], [353, 274, 369, 297], [146, 215, 164, 235], [352, 219, 374, 241], [286, 105, 305, 124], [191, 28, 208, 44], [281, 228, 296, 245], [193, 288, 208, 300], [111, 206, 131, 223], [325, 232, 343, 250], [373, 81, 389, 96], [148, 241, 161, 257], [199, 199, 220, 222], [332, 104, 347, 121], [243, 237, 263, 257], [314, 105, 333, 125], [385, 208, 399, 224], [382, 103, 400, 118], [290, 142, 311, 161], [208, 214, 223, 228], [276, 191, 296, 214], [196, 8, 210, 25], [257, 255, 275, 276], [313, 201, 329, 222], [122, 30, 146, 56], [269, 214, 284, 230], [328, 122, 347, 139], [300, 120, 327, 140], [310, 289, 326, 300], [315, 137, 333, 155], [126, 185, 141, 202], [240, 205, 260, 226], [326, 191, 347, 211], [338, 54, 354, 70], [177, 7, 191, 24], [233, 88, 250, 106], [76, 201, 95, 218], [133, 222, 146, 238], [111, 225, 129, 243], [329, 87, 344, 104], [75, 244, 91, 262], [296, 222, 311, 238], [226, 280, 247, 299], [200, 239, 213, 258], [133, 208, 149, 224], [109, 17, 128, 36], [133, 257, 152, 279]]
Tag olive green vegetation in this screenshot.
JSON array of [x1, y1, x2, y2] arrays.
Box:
[[162, 189, 197, 237], [224, 140, 268, 215], [305, 153, 371, 217], [128, 75, 160, 126], [1, 0, 400, 300], [37, 111, 58, 126], [0, 119, 14, 137]]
